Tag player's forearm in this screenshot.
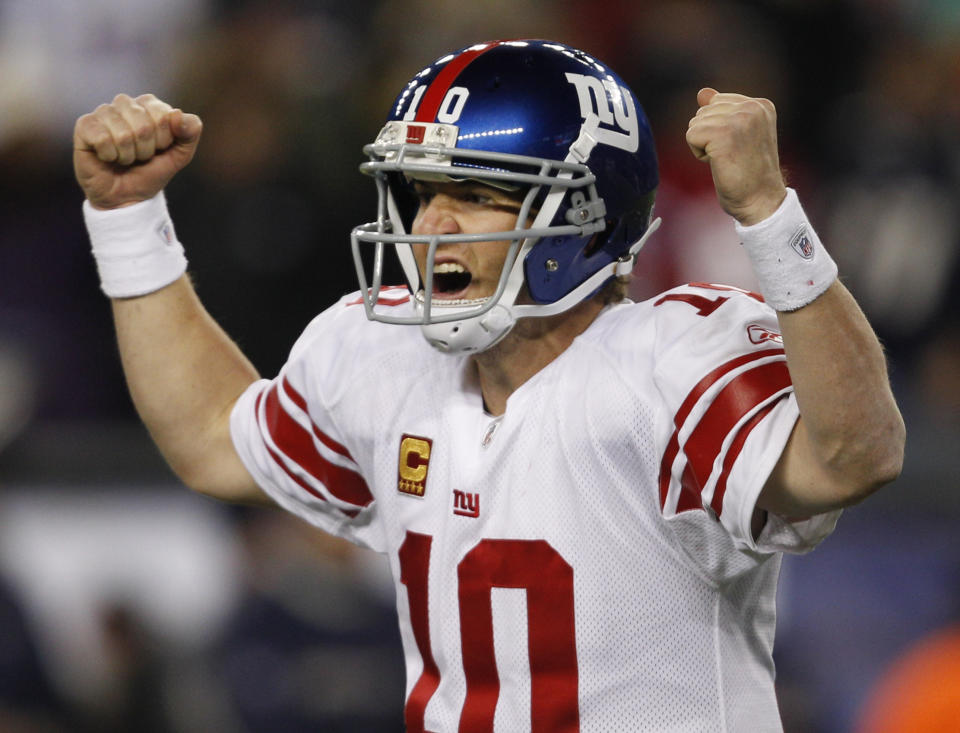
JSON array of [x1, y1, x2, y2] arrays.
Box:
[[112, 274, 262, 499], [775, 280, 905, 506]]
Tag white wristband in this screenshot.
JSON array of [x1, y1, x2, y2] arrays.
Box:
[[83, 192, 188, 298], [735, 188, 838, 311]]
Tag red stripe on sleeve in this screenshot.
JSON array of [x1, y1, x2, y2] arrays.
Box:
[[710, 400, 779, 516], [263, 383, 374, 508], [659, 349, 785, 510], [346, 286, 411, 308], [280, 377, 353, 460], [682, 360, 792, 503], [415, 43, 496, 122], [676, 464, 703, 513], [255, 392, 339, 508], [688, 282, 764, 303]]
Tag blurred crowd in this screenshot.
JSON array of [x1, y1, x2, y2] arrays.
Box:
[[0, 0, 958, 731]]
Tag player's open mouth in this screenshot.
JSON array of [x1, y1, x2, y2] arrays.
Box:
[[432, 262, 473, 298]]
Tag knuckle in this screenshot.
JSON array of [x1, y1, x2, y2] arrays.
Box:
[[733, 106, 761, 128], [143, 99, 173, 123], [94, 139, 118, 160], [90, 130, 112, 148], [739, 98, 776, 121], [133, 121, 155, 141]]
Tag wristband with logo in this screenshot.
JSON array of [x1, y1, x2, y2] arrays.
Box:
[[735, 188, 838, 311], [83, 191, 187, 298]]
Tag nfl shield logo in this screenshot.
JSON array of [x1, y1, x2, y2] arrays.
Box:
[[790, 227, 815, 260]]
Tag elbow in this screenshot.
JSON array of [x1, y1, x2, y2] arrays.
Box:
[[827, 413, 906, 506], [178, 462, 260, 505], [169, 450, 260, 505], [843, 452, 903, 507], [876, 421, 906, 489], [869, 411, 907, 490], [170, 458, 221, 498]]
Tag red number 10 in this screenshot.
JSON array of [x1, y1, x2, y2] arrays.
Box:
[[398, 531, 580, 732]]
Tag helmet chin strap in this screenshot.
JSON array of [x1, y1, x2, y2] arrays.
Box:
[[513, 217, 661, 318], [418, 302, 516, 354], [419, 217, 661, 354]]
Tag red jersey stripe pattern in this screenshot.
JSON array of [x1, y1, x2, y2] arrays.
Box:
[[257, 378, 374, 511], [660, 349, 791, 517], [346, 285, 411, 308]]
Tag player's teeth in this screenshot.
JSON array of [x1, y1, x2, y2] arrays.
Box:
[[434, 263, 466, 274]]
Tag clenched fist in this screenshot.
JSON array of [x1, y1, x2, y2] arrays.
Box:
[[73, 93, 202, 210], [686, 88, 787, 226]]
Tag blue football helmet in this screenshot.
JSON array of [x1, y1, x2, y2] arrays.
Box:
[[350, 39, 660, 353]]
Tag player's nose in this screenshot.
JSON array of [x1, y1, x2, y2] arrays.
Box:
[[413, 195, 461, 236]]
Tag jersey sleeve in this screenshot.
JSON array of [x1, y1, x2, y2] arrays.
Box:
[[651, 283, 841, 555], [229, 295, 386, 553]]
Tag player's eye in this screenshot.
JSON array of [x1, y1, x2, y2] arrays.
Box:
[[414, 187, 435, 207], [463, 189, 492, 204]]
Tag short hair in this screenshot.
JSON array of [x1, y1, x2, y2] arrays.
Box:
[[598, 274, 631, 305]]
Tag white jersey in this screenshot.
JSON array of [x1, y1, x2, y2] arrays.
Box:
[[230, 282, 840, 732]]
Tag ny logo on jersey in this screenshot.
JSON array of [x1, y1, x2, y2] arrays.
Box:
[[565, 72, 640, 155], [453, 489, 480, 518], [398, 434, 433, 497]]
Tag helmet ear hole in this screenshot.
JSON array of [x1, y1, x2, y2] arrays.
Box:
[[583, 229, 609, 257]]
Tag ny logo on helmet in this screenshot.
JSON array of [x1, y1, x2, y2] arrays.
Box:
[[564, 72, 639, 154]]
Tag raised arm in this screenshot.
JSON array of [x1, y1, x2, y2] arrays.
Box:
[[686, 88, 905, 518], [74, 94, 267, 503]]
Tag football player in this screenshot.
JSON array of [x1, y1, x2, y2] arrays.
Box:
[[74, 39, 904, 731]]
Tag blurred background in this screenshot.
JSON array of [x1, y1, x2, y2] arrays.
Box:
[[0, 0, 958, 730]]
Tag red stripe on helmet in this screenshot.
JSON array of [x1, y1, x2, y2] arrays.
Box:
[[415, 42, 498, 122]]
